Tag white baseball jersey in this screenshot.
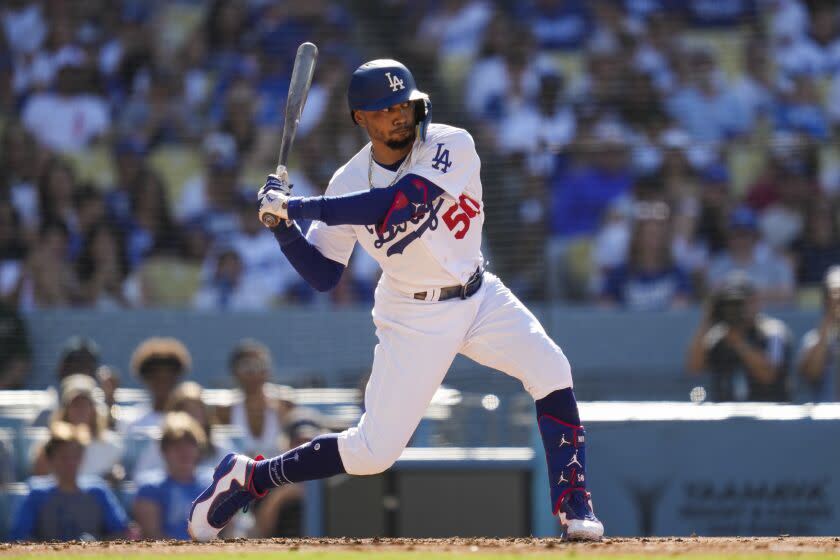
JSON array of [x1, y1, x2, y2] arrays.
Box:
[[300, 123, 574, 478], [306, 123, 485, 294]]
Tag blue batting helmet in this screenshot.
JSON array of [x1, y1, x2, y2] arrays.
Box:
[[348, 59, 432, 141]]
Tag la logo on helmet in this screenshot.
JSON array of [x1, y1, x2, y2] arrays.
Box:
[[385, 72, 405, 92]]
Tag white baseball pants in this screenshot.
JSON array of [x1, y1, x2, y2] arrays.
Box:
[[337, 272, 573, 475]]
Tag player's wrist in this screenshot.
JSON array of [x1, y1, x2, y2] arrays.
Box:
[[271, 219, 303, 246]]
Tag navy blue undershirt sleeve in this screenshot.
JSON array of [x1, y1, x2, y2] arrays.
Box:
[[272, 221, 344, 292], [286, 173, 445, 229]]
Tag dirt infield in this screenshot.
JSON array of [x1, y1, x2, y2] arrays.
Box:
[[2, 537, 840, 557]]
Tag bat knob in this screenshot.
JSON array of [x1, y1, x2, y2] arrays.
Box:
[[262, 214, 280, 228]]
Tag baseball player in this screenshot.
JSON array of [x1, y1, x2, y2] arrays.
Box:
[[188, 60, 604, 541]]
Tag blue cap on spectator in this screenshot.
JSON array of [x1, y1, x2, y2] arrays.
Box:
[[701, 163, 730, 185], [729, 206, 758, 231]]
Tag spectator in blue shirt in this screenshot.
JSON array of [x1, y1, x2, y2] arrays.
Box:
[[599, 203, 692, 310], [133, 412, 213, 540], [666, 48, 743, 142], [10, 422, 128, 541], [546, 125, 633, 299], [549, 125, 634, 238], [683, 0, 756, 27], [516, 0, 592, 51], [774, 74, 830, 140]]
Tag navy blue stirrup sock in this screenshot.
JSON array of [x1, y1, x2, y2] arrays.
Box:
[[535, 388, 588, 514], [535, 387, 580, 427], [252, 434, 346, 494]]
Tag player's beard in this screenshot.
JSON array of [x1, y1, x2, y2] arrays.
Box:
[[385, 127, 416, 150]]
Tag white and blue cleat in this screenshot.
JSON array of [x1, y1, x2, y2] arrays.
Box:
[[187, 453, 267, 541], [558, 490, 605, 541]]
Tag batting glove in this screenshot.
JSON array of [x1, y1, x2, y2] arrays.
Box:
[[258, 187, 290, 224], [258, 165, 291, 197]]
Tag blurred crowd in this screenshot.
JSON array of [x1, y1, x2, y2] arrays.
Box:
[[1, 0, 840, 313], [1, 0, 377, 311], [1, 334, 335, 541], [5, 1, 840, 541]]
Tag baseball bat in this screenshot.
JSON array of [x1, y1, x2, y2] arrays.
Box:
[[261, 41, 319, 227]]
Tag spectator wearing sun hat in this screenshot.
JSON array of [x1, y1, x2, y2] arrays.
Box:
[[32, 336, 102, 428], [120, 337, 192, 433]]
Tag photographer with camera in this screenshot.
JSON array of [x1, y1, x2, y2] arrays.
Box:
[[686, 273, 792, 401], [797, 266, 840, 402]]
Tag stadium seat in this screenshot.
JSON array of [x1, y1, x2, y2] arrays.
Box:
[[211, 424, 246, 454], [816, 76, 834, 108], [0, 415, 29, 434], [797, 286, 822, 309], [154, 3, 206, 54], [148, 145, 203, 204], [546, 52, 584, 85], [242, 163, 273, 192], [728, 143, 768, 197], [567, 237, 594, 300], [819, 144, 840, 191], [134, 256, 202, 307], [65, 145, 115, 188], [0, 482, 29, 540], [0, 428, 15, 484], [681, 28, 748, 80], [112, 388, 151, 406], [437, 55, 475, 101], [0, 428, 13, 450], [0, 390, 54, 418], [122, 426, 162, 476], [17, 427, 49, 481]]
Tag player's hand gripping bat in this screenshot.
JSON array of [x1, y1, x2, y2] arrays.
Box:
[[260, 42, 319, 228]]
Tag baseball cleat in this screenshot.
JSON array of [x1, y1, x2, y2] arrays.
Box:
[[187, 453, 268, 541], [558, 490, 604, 541]]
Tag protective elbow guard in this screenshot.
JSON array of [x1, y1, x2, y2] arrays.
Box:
[[376, 174, 443, 235]]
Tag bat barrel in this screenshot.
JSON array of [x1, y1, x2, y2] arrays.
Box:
[[276, 42, 319, 168], [263, 42, 318, 229]]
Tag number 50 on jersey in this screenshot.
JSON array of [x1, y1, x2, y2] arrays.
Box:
[[443, 194, 481, 240]]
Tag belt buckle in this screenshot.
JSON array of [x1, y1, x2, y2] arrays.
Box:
[[460, 269, 482, 299]]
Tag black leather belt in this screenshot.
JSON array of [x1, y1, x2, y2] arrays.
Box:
[[414, 268, 484, 301]]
